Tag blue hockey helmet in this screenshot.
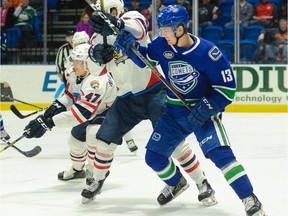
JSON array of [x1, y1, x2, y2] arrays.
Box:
[[157, 5, 190, 30]]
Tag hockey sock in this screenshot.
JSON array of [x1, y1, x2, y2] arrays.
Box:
[[207, 147, 253, 199], [86, 125, 100, 172], [93, 139, 117, 181], [68, 135, 87, 171], [146, 149, 181, 186], [172, 142, 206, 185]]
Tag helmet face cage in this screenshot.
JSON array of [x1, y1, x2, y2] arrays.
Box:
[[72, 31, 89, 47], [157, 5, 189, 32], [103, 0, 124, 17]]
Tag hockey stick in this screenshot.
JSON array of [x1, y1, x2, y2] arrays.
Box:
[[1, 137, 42, 157], [10, 105, 47, 119], [0, 133, 27, 153], [85, 0, 192, 111], [1, 95, 43, 109]]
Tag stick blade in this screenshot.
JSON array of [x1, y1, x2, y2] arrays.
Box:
[[10, 105, 26, 119], [23, 146, 42, 157]]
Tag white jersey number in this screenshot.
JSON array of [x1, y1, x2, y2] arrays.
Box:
[[221, 69, 233, 83]]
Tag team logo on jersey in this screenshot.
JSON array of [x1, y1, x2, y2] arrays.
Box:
[[168, 61, 200, 94], [208, 46, 222, 61], [163, 51, 174, 59], [152, 132, 161, 141], [90, 80, 100, 89]]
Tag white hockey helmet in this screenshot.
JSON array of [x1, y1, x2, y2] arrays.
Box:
[[103, 0, 124, 17], [70, 44, 90, 62], [72, 31, 89, 47]]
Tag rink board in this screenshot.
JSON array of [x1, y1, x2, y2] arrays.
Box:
[[0, 64, 287, 112]]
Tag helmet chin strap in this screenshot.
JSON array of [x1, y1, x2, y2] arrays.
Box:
[[174, 32, 185, 46], [173, 26, 186, 46]]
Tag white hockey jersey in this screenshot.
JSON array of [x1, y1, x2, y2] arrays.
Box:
[[52, 67, 117, 128], [90, 11, 162, 97]]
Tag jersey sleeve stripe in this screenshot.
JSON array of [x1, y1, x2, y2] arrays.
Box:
[[134, 18, 146, 40], [70, 107, 85, 123], [214, 87, 236, 101]]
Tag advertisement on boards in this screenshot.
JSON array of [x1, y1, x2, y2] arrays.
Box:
[[0, 65, 287, 112]]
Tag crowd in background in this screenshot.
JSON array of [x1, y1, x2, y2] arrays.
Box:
[[0, 0, 287, 64]]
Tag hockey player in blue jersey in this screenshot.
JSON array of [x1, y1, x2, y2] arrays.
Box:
[[114, 5, 267, 216]]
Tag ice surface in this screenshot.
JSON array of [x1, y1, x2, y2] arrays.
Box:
[[0, 111, 287, 216]]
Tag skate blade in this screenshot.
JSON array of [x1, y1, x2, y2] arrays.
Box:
[[82, 197, 95, 204], [201, 195, 218, 207], [81, 190, 102, 204], [252, 209, 268, 216]]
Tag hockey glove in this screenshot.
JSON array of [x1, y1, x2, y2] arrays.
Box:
[[25, 115, 55, 138], [114, 31, 139, 60], [44, 100, 66, 118], [88, 44, 115, 64], [188, 97, 221, 128], [89, 13, 125, 36]]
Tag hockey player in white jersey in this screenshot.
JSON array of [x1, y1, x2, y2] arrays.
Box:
[[23, 44, 118, 185], [80, 0, 217, 206]]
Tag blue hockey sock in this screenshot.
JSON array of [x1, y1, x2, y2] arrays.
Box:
[[145, 149, 180, 186], [207, 147, 253, 199]]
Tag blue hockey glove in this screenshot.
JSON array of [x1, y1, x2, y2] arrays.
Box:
[[90, 13, 125, 36], [188, 97, 221, 128], [44, 100, 66, 118], [25, 115, 54, 138], [114, 31, 139, 60], [88, 44, 115, 64]]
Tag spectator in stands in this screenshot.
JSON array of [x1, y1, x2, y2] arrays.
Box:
[[278, 0, 287, 20], [1, 31, 8, 64], [29, 0, 42, 20], [1, 0, 15, 29], [8, 0, 20, 8], [131, 0, 141, 13], [249, 0, 275, 28], [82, 0, 96, 17], [148, 0, 165, 16], [224, 0, 253, 29], [258, 18, 288, 63], [210, 0, 222, 6], [199, 0, 222, 28], [76, 12, 93, 38], [13, 0, 35, 48], [55, 30, 74, 85]]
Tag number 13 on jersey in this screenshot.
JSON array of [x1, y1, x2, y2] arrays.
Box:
[[221, 69, 234, 83]]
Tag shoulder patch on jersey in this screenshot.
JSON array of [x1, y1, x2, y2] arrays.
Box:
[[208, 46, 222, 61], [90, 80, 100, 89], [163, 51, 174, 59]]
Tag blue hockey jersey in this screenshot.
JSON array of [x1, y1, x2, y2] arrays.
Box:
[[137, 34, 236, 114]]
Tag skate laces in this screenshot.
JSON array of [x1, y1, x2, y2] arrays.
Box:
[[243, 195, 257, 210], [198, 181, 209, 194], [161, 185, 175, 198], [86, 181, 100, 192], [63, 166, 77, 179]]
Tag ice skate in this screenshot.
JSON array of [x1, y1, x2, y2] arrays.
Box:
[[126, 139, 138, 154], [197, 179, 218, 207], [86, 169, 94, 185], [81, 171, 110, 204], [58, 166, 86, 181], [243, 194, 267, 216], [157, 173, 190, 205], [0, 129, 10, 141]]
